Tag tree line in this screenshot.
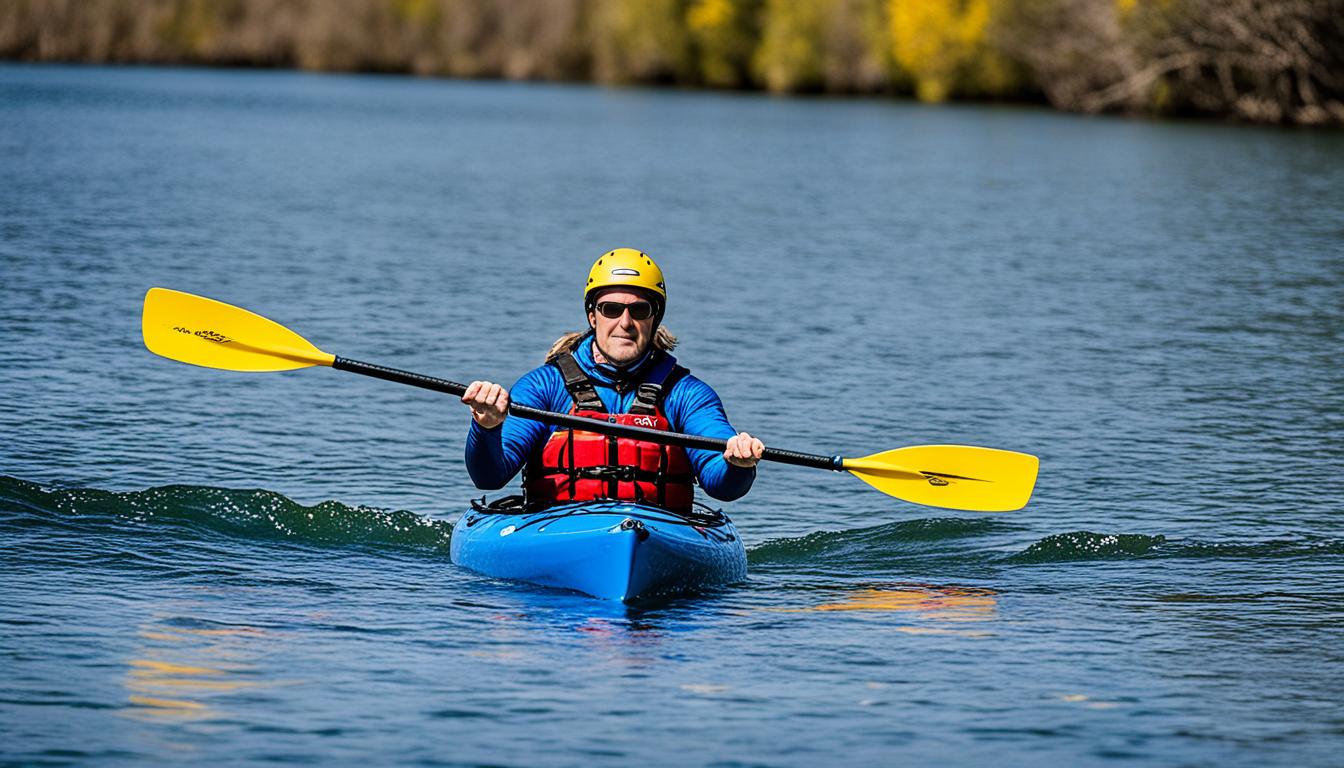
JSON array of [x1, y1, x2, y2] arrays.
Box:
[[3, 0, 1340, 125]]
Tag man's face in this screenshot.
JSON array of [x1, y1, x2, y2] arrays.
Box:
[[588, 289, 656, 366]]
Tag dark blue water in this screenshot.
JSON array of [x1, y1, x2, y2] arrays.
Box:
[[3, 64, 1343, 766]]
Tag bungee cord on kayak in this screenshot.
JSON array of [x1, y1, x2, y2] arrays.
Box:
[[466, 497, 736, 539]]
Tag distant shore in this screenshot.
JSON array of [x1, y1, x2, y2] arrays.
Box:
[[3, 0, 1340, 126]]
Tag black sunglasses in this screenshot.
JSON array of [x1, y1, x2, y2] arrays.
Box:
[[594, 301, 655, 321]]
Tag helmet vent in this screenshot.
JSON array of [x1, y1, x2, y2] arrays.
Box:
[[585, 248, 667, 304]]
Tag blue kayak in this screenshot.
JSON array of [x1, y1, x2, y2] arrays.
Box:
[[450, 499, 747, 602]]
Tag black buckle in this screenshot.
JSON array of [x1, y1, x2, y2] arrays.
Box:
[[576, 466, 639, 482], [636, 382, 661, 402]]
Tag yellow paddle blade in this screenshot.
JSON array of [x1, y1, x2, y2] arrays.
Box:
[[141, 287, 335, 372], [843, 445, 1039, 512]]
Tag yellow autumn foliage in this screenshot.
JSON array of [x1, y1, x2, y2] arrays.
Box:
[[753, 0, 891, 93], [889, 0, 1013, 102], [754, 0, 829, 92], [686, 0, 756, 87], [591, 0, 695, 83], [390, 0, 439, 24], [687, 0, 734, 31]]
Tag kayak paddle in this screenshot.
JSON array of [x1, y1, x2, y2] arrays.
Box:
[[141, 287, 1039, 512]]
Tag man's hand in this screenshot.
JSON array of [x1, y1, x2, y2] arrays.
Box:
[[724, 432, 765, 468], [462, 380, 509, 429]]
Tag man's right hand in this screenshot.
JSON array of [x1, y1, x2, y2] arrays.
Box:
[[462, 380, 510, 429]]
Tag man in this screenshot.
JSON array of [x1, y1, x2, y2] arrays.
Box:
[[462, 248, 764, 511]]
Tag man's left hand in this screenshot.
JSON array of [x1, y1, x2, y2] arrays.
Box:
[[724, 432, 765, 468]]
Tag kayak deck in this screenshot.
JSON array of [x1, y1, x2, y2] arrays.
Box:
[[450, 500, 747, 602]]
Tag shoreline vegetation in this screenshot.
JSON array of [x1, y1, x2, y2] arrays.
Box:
[[3, 0, 1341, 126]]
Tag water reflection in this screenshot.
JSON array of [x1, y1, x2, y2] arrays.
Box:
[[123, 619, 270, 721], [779, 583, 998, 637], [457, 591, 673, 664]]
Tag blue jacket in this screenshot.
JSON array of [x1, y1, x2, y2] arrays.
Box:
[[465, 333, 755, 501]]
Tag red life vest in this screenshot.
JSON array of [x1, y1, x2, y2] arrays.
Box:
[[523, 351, 695, 512]]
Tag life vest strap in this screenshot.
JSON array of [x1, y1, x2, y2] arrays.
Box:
[[553, 352, 605, 411], [551, 350, 688, 416], [629, 354, 688, 415]]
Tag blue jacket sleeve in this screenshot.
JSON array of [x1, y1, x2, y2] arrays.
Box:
[[464, 367, 562, 490], [664, 374, 756, 502]]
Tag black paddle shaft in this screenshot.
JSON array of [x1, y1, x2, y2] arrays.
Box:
[[332, 357, 843, 471]]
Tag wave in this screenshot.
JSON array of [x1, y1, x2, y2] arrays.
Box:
[[1002, 531, 1168, 563], [748, 517, 1006, 567], [7, 475, 1339, 568], [749, 516, 1344, 567], [1004, 530, 1344, 564], [0, 475, 452, 554]]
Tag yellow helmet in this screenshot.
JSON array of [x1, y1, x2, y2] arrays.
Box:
[[585, 248, 667, 307]]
